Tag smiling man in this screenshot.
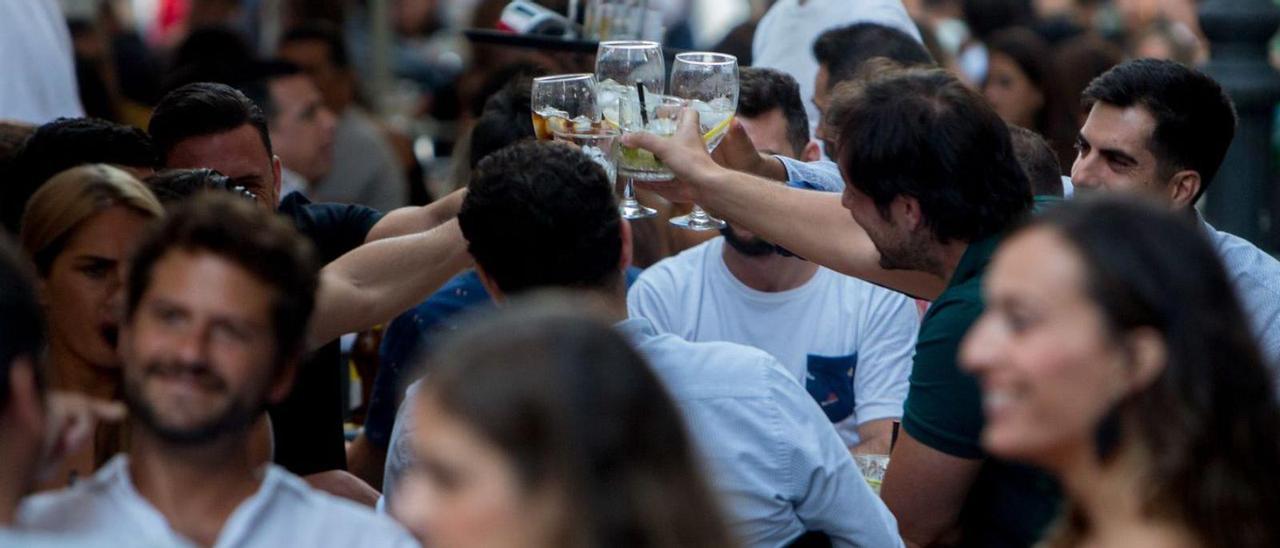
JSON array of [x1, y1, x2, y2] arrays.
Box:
[[1071, 58, 1280, 375], [15, 194, 416, 547]]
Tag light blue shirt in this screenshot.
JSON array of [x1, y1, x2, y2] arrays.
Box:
[[617, 317, 903, 548], [779, 156, 846, 192], [1201, 218, 1280, 376]]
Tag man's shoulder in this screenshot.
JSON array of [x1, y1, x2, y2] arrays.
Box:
[[266, 467, 416, 543], [1208, 224, 1280, 295], [637, 331, 795, 397]]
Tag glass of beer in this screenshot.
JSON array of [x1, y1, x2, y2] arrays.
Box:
[[531, 74, 600, 141]]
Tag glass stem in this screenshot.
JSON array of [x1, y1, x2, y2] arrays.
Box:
[[691, 204, 709, 220], [624, 177, 638, 204]]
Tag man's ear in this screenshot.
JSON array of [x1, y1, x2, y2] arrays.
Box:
[[619, 218, 634, 273], [1166, 169, 1201, 209], [893, 195, 924, 232], [801, 140, 822, 162], [474, 264, 506, 305], [271, 155, 284, 203], [268, 356, 300, 405]]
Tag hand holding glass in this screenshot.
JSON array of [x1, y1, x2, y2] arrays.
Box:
[[596, 40, 665, 219]]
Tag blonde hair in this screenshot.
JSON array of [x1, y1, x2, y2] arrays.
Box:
[[20, 164, 164, 276]]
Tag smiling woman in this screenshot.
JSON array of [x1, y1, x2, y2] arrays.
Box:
[[960, 195, 1280, 547], [19, 164, 164, 486]]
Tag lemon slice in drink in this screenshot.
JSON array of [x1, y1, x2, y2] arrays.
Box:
[[702, 114, 734, 144]]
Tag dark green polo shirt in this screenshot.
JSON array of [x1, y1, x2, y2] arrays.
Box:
[[901, 234, 1061, 548]]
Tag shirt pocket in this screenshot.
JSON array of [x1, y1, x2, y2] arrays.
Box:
[[805, 353, 858, 423]]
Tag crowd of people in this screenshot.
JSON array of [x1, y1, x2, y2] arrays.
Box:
[[2, 0, 1280, 547]]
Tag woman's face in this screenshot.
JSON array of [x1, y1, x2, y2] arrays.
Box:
[[960, 228, 1142, 467], [394, 394, 559, 548], [40, 206, 152, 371], [983, 52, 1044, 130]]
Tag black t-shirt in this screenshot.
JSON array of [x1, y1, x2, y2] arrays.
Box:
[[271, 192, 383, 475]]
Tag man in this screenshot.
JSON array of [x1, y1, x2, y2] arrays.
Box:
[[1009, 125, 1065, 199], [627, 67, 918, 454], [733, 23, 934, 192], [626, 68, 1055, 546], [15, 195, 417, 547], [148, 82, 469, 476], [1071, 58, 1280, 372], [2, 117, 156, 235], [279, 24, 408, 211], [752, 0, 919, 144], [387, 142, 903, 547], [241, 61, 337, 201]]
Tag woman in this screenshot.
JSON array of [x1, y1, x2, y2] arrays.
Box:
[[393, 302, 736, 548], [19, 164, 164, 484], [961, 196, 1280, 547], [982, 27, 1052, 133]]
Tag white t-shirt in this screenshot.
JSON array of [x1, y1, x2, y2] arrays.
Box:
[[17, 455, 419, 548], [0, 0, 83, 124], [752, 0, 920, 141], [628, 237, 918, 447]]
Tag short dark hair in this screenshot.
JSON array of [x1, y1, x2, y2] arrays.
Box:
[[737, 67, 809, 155], [1083, 59, 1236, 202], [2, 118, 156, 235], [280, 23, 350, 68], [0, 237, 45, 410], [144, 168, 259, 206], [163, 25, 257, 93], [458, 142, 621, 294], [829, 67, 1032, 242], [126, 193, 319, 362], [469, 77, 537, 169], [1009, 125, 1063, 197], [149, 83, 274, 166], [813, 23, 934, 90]]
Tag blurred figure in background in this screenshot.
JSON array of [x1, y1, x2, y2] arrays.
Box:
[[0, 0, 83, 124], [394, 301, 737, 548], [962, 196, 1280, 547], [1044, 33, 1122, 169], [239, 61, 338, 201], [1008, 125, 1065, 199], [279, 24, 409, 212], [982, 27, 1052, 135]]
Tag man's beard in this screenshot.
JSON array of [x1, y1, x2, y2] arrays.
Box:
[[721, 225, 779, 257], [123, 360, 265, 446], [871, 228, 938, 274]]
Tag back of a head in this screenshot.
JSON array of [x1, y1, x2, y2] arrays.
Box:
[[3, 118, 156, 235], [458, 142, 621, 295], [1008, 125, 1063, 196], [0, 238, 45, 411], [149, 82, 273, 165], [280, 23, 350, 69], [144, 168, 258, 206], [829, 67, 1032, 242], [126, 193, 319, 363], [1083, 59, 1236, 202], [1031, 195, 1280, 547], [738, 67, 810, 156], [21, 164, 164, 277], [813, 23, 935, 89], [424, 298, 734, 547], [163, 25, 256, 93], [469, 77, 537, 169]]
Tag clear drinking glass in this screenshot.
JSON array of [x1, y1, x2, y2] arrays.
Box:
[[531, 74, 600, 141], [596, 40, 665, 219], [854, 454, 890, 495], [616, 95, 684, 182], [553, 126, 622, 185], [668, 52, 738, 231]]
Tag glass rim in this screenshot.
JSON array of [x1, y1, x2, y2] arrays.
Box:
[[597, 40, 662, 50], [673, 52, 738, 65], [532, 73, 597, 84]]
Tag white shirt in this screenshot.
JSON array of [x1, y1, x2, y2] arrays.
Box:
[[628, 237, 918, 446], [0, 0, 83, 124], [17, 455, 419, 548], [752, 0, 920, 141], [381, 319, 903, 548]]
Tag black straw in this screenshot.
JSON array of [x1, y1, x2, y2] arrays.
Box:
[[636, 82, 649, 126]]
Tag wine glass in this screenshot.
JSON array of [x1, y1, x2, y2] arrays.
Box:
[[596, 40, 665, 220], [668, 52, 738, 231], [531, 74, 600, 141]]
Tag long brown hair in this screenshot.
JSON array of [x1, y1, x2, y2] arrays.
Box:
[[420, 297, 738, 548], [1034, 197, 1280, 548]]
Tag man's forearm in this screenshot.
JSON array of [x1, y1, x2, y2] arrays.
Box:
[[852, 418, 896, 455], [695, 169, 945, 299], [309, 220, 471, 349], [365, 188, 467, 242]]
